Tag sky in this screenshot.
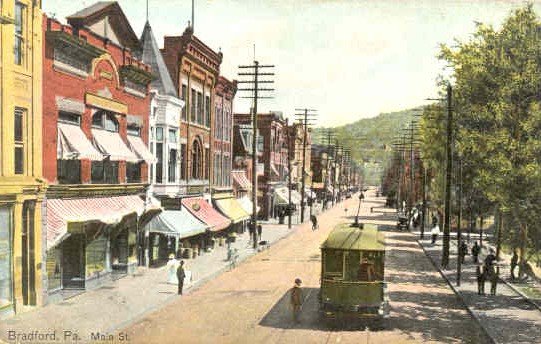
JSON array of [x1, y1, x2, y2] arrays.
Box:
[[43, 0, 541, 127]]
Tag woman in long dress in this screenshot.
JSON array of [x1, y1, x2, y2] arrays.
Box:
[[166, 254, 179, 284]]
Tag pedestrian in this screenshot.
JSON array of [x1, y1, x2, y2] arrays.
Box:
[[290, 278, 303, 323], [176, 260, 186, 295], [490, 266, 499, 295], [485, 248, 497, 270], [257, 224, 262, 241], [248, 221, 255, 243], [510, 249, 518, 280], [431, 223, 440, 244], [432, 214, 438, 226], [459, 240, 468, 264], [476, 265, 486, 295], [310, 214, 318, 231], [166, 253, 179, 284], [471, 241, 480, 264]]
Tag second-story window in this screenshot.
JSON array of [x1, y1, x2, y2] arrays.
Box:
[[197, 92, 203, 125], [14, 107, 25, 174], [205, 95, 211, 127], [155, 126, 164, 141], [181, 84, 187, 120], [190, 89, 196, 123], [92, 110, 118, 132], [14, 2, 25, 66], [127, 124, 141, 137]]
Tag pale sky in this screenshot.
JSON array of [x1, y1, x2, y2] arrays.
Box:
[[43, 0, 541, 127]]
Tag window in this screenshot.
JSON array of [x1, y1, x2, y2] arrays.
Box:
[[14, 108, 25, 174], [57, 159, 81, 184], [155, 143, 163, 183], [181, 85, 187, 120], [324, 250, 343, 279], [0, 206, 13, 308], [155, 127, 164, 141], [214, 154, 220, 185], [180, 144, 186, 180], [86, 235, 107, 278], [197, 92, 203, 125], [14, 2, 25, 65], [168, 149, 177, 183], [191, 140, 201, 179], [92, 110, 118, 132], [204, 148, 210, 179], [127, 124, 140, 137], [168, 129, 177, 143], [58, 111, 81, 125], [91, 160, 118, 184], [205, 95, 211, 127], [126, 162, 141, 183], [190, 89, 196, 123]]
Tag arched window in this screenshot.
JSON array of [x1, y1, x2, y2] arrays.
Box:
[[92, 110, 118, 132], [192, 139, 202, 179]]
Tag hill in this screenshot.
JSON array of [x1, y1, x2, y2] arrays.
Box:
[[313, 107, 423, 184]]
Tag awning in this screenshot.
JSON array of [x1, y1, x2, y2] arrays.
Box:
[[127, 135, 157, 164], [46, 195, 160, 250], [181, 197, 231, 232], [213, 196, 250, 224], [239, 196, 260, 215], [92, 129, 140, 162], [274, 187, 300, 205], [146, 207, 208, 239], [57, 123, 104, 161], [271, 163, 280, 177], [231, 170, 251, 191]]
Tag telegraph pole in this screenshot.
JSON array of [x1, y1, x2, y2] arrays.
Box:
[[237, 61, 275, 250], [442, 84, 453, 270], [295, 108, 317, 223], [285, 118, 292, 229], [320, 129, 335, 211], [456, 156, 463, 285]]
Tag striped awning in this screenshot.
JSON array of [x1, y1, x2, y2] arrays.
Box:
[[239, 196, 260, 215], [46, 195, 160, 250], [181, 197, 231, 232], [92, 129, 140, 162], [213, 196, 250, 224], [146, 207, 208, 238], [57, 123, 104, 161], [274, 187, 301, 205], [231, 170, 251, 191], [127, 135, 157, 164]]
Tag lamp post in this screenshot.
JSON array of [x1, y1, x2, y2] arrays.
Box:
[[355, 189, 365, 226]]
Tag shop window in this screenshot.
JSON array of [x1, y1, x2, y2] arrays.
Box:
[[0, 206, 13, 308], [155, 143, 163, 183], [92, 110, 118, 132], [58, 111, 81, 125], [91, 160, 118, 184], [205, 95, 211, 127], [46, 247, 62, 291], [86, 235, 107, 278], [14, 2, 25, 66], [57, 159, 81, 184], [168, 149, 177, 183], [126, 162, 141, 183], [14, 107, 25, 175], [181, 84, 187, 120]]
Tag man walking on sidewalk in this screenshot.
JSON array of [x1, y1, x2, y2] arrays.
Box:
[[177, 260, 186, 295], [472, 241, 480, 263], [290, 278, 303, 323]]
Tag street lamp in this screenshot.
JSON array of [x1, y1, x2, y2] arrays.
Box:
[[354, 191, 365, 226]]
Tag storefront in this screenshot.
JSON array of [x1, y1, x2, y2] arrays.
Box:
[[213, 194, 250, 234], [45, 194, 160, 297], [0, 207, 13, 315], [145, 207, 208, 265], [181, 197, 231, 251]]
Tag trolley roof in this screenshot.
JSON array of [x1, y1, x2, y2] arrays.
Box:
[[321, 223, 385, 251]]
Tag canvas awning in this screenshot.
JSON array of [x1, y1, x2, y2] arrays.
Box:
[[238, 196, 260, 215], [213, 196, 250, 224], [91, 129, 140, 162], [274, 187, 301, 205], [181, 197, 231, 232], [57, 123, 104, 161], [231, 170, 251, 191], [46, 195, 160, 250], [146, 207, 208, 239], [127, 135, 156, 164]]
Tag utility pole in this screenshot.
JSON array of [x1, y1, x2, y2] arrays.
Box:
[[237, 61, 275, 250], [456, 157, 463, 286], [421, 163, 427, 239], [295, 108, 316, 223], [442, 83, 453, 270]]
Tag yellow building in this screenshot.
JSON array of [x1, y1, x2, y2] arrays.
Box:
[[0, 0, 45, 318]]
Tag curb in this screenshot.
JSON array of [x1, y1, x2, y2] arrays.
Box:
[[416, 237, 496, 344], [500, 279, 541, 312]]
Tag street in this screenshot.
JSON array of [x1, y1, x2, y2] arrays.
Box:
[[123, 191, 489, 344]]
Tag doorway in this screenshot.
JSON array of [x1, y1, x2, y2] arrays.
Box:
[[21, 201, 36, 305], [62, 234, 85, 289]]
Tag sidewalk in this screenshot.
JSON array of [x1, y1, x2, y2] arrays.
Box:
[[0, 223, 294, 342], [418, 233, 541, 344]]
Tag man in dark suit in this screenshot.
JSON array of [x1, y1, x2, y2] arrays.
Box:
[[176, 260, 186, 295]]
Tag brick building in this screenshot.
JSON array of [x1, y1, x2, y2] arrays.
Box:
[[41, 3, 158, 301]]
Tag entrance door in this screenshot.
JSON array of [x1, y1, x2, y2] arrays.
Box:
[[62, 234, 85, 289], [21, 201, 36, 305]]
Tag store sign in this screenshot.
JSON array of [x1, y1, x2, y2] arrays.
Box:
[[161, 198, 182, 210]]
